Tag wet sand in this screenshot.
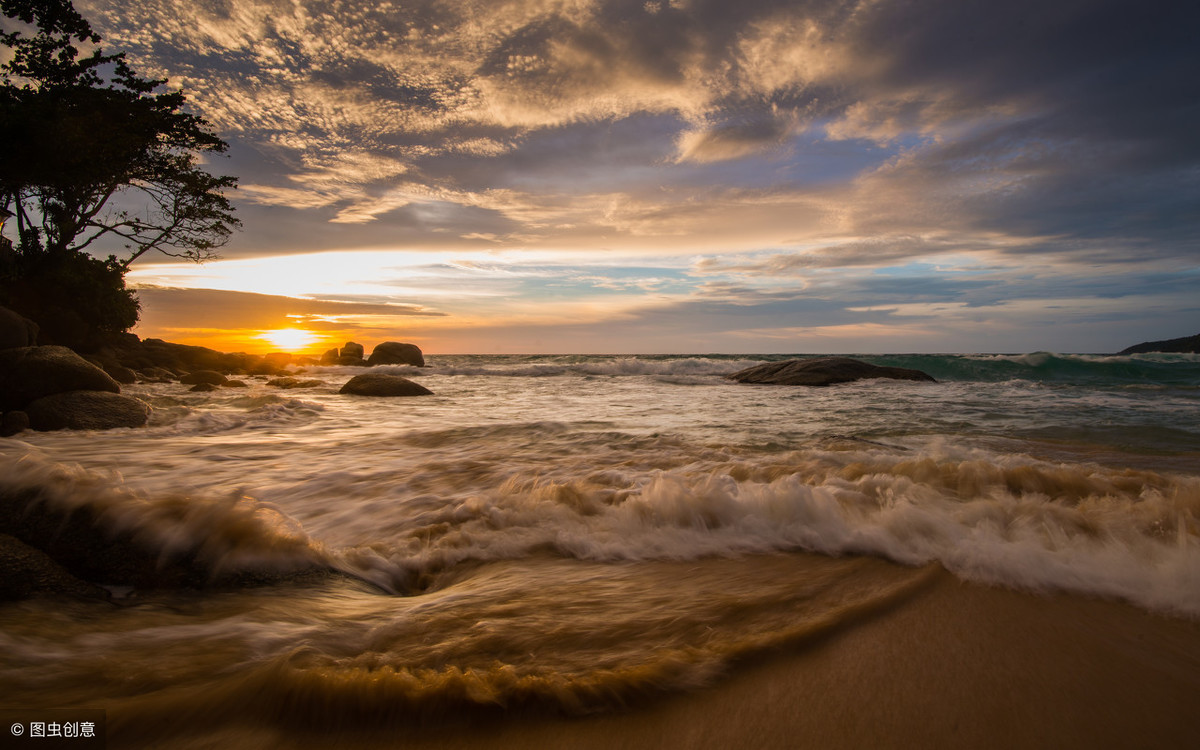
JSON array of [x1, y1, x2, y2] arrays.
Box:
[[151, 564, 1199, 750]]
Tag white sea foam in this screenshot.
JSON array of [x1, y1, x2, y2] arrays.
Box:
[[5, 354, 1199, 616]]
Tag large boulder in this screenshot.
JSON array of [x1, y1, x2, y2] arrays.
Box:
[[24, 390, 151, 431], [727, 357, 936, 387], [0, 533, 110, 601], [339, 341, 365, 359], [1, 411, 29, 437], [367, 341, 425, 367], [0, 475, 353, 592], [101, 361, 138, 384], [320, 347, 340, 365], [339, 373, 433, 397], [0, 305, 39, 349], [0, 345, 120, 411]]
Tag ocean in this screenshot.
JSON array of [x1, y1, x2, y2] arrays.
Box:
[[2, 352, 1198, 748]]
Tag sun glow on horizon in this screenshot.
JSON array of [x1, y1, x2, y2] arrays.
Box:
[[257, 328, 321, 352]]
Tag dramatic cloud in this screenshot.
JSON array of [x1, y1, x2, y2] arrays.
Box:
[[56, 0, 1200, 351]]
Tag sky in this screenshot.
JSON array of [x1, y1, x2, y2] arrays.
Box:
[[60, 1, 1200, 353]]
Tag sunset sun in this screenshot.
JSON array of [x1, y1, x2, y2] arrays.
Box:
[[257, 328, 319, 351]]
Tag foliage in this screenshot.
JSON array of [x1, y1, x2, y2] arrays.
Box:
[[0, 230, 139, 347], [0, 0, 239, 346], [0, 0, 240, 268]]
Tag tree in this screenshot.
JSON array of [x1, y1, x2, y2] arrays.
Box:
[[0, 0, 240, 268], [0, 0, 239, 346]]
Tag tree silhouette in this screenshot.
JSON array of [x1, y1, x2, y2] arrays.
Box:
[[0, 0, 240, 346], [0, 0, 240, 267]]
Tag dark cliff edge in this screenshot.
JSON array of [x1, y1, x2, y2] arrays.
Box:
[[1118, 333, 1200, 355]]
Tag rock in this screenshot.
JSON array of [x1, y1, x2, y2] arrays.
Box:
[[320, 347, 340, 365], [138, 367, 177, 382], [339, 341, 364, 359], [1118, 333, 1200, 355], [24, 391, 151, 431], [727, 357, 937, 387], [245, 360, 286, 376], [1, 411, 30, 437], [102, 362, 138, 384], [189, 383, 219, 392], [336, 355, 368, 367], [0, 479, 364, 592], [0, 533, 110, 601], [339, 373, 434, 397], [367, 341, 425, 367], [0, 305, 39, 349], [179, 370, 228, 385], [0, 345, 120, 411], [267, 377, 324, 389], [222, 380, 249, 388]]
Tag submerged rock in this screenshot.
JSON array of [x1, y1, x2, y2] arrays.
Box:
[[367, 341, 425, 367], [339, 373, 433, 397], [179, 369, 228, 385], [267, 377, 324, 389], [24, 391, 151, 431], [727, 357, 936, 387], [0, 345, 120, 411]]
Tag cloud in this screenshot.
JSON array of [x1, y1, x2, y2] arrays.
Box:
[[67, 0, 1200, 352]]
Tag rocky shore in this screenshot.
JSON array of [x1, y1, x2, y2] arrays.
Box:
[[0, 304, 431, 436]]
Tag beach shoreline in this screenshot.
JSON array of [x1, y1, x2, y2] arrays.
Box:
[[106, 562, 1199, 750]]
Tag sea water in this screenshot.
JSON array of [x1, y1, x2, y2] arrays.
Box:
[[1, 352, 1198, 737]]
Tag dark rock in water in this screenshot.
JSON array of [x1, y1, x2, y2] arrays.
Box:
[[222, 379, 249, 388], [0, 475, 375, 592], [0, 345, 121, 411], [189, 382, 219, 392], [339, 373, 433, 397], [320, 347, 340, 365], [367, 341, 425, 367], [337, 355, 368, 367], [340, 341, 365, 359], [1118, 333, 1200, 355], [0, 305, 39, 349], [727, 357, 937, 387], [0, 533, 110, 601], [25, 391, 151, 431], [138, 366, 177, 382], [1, 410, 29, 437], [179, 369, 228, 385], [267, 377, 324, 389]]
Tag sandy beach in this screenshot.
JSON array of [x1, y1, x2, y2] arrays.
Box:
[[108, 560, 1199, 750]]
